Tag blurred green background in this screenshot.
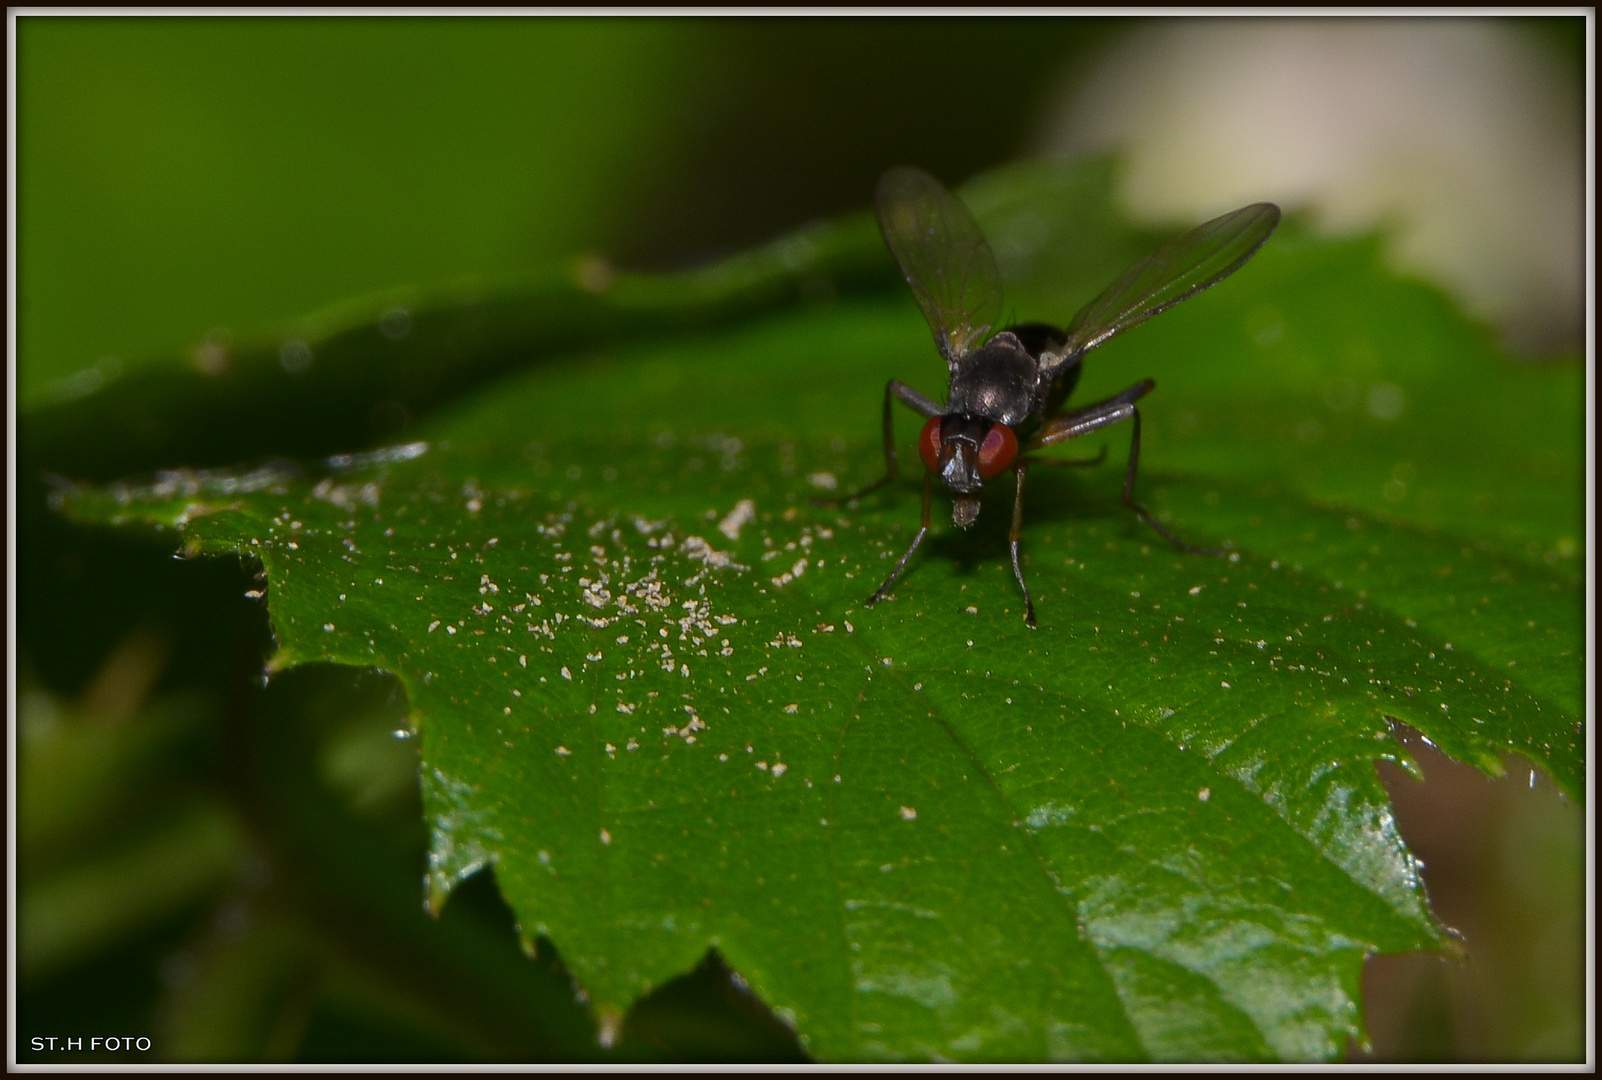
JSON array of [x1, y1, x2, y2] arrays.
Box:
[[18, 16, 1133, 404], [12, 14, 1587, 1063]]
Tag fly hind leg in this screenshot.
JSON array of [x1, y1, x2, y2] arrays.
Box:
[[1033, 378, 1221, 556], [813, 379, 942, 507], [1026, 444, 1108, 469], [1120, 408, 1221, 556]]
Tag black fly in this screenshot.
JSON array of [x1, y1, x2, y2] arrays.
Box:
[[823, 167, 1280, 627]]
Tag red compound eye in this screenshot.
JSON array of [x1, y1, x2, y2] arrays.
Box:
[[919, 417, 943, 473], [977, 424, 1018, 478]]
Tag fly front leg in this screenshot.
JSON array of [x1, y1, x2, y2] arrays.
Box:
[[866, 472, 933, 608], [1009, 462, 1037, 628], [1033, 378, 1221, 556], [814, 379, 942, 506]]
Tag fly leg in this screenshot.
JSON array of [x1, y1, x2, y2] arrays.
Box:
[[1120, 409, 1222, 555], [814, 379, 942, 506], [865, 473, 933, 608], [1009, 462, 1037, 627], [1023, 444, 1108, 469], [1033, 378, 1221, 556]]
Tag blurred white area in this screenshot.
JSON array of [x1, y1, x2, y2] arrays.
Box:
[[1038, 18, 1585, 354]]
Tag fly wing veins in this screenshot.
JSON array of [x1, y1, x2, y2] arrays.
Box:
[[876, 166, 1006, 374], [1056, 202, 1281, 367]]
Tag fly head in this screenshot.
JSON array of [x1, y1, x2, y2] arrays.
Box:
[[918, 413, 1019, 528]]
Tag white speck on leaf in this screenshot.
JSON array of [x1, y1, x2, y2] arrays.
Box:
[[717, 499, 757, 541]]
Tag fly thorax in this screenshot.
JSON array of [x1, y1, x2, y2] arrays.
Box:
[[945, 335, 1039, 427]]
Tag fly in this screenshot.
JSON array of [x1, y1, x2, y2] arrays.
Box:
[[822, 166, 1280, 627]]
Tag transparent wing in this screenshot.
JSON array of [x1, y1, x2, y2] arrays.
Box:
[[1062, 203, 1280, 359], [876, 167, 1005, 369]]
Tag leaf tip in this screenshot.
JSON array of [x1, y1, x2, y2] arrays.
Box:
[[596, 1007, 624, 1050]]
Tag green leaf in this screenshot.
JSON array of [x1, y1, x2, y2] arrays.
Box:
[[21, 211, 892, 482], [56, 159, 1582, 1061]]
